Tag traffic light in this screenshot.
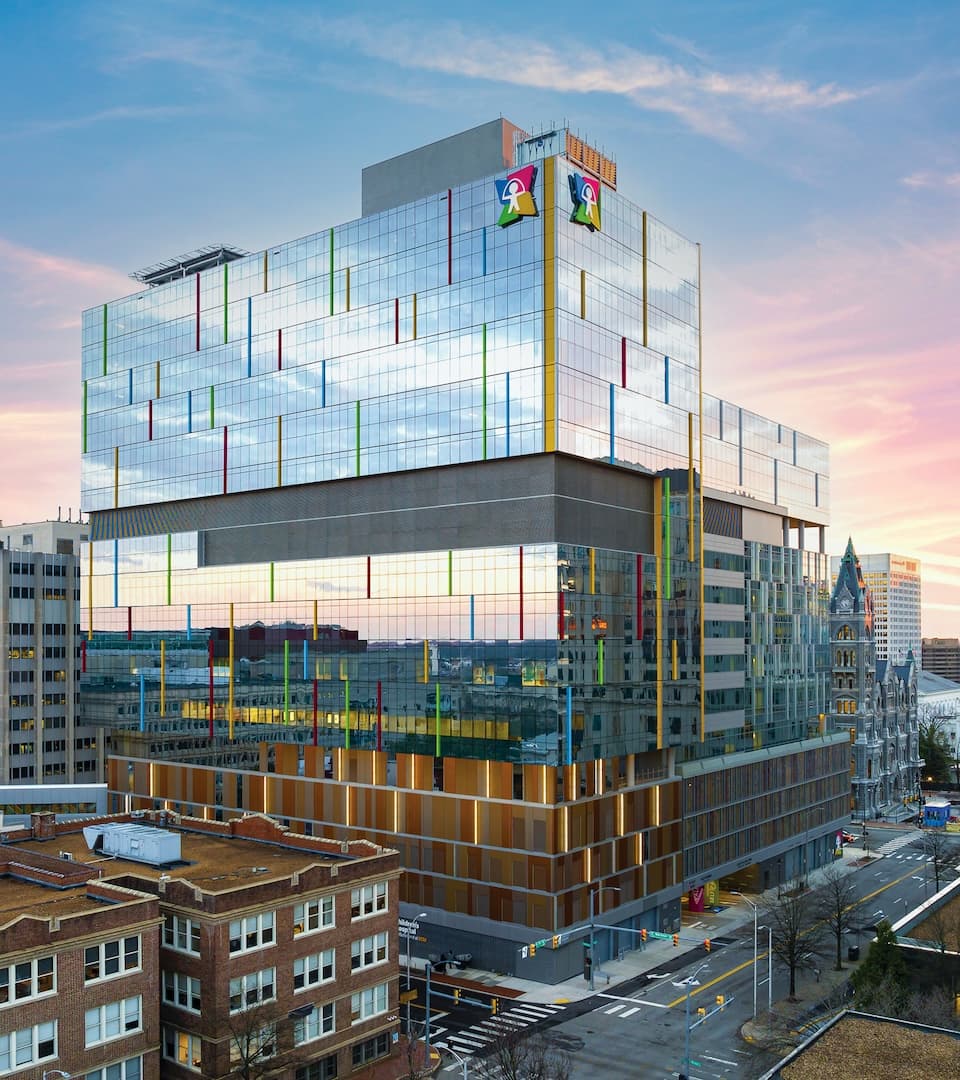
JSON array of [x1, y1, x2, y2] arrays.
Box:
[[583, 941, 593, 982], [640, 928, 648, 944], [552, 935, 561, 949], [672, 933, 680, 947], [453, 987, 461, 1004], [716, 994, 725, 1008], [697, 1007, 706, 1017], [490, 997, 499, 1015], [704, 938, 711, 952], [529, 942, 536, 957]]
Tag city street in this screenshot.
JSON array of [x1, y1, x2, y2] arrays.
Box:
[[422, 826, 960, 1078]]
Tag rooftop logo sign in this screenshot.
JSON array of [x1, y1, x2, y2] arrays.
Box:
[[569, 173, 601, 232], [495, 165, 538, 227]]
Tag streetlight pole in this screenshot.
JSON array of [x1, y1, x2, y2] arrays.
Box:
[[588, 884, 621, 992], [681, 960, 710, 1080], [739, 895, 759, 1018], [405, 911, 428, 990], [759, 924, 773, 1012], [424, 960, 433, 1060], [442, 1046, 470, 1080]]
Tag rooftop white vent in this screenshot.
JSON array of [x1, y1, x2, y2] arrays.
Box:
[[82, 823, 181, 867]]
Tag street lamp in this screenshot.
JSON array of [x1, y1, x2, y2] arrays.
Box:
[[43, 1073, 71, 1080], [424, 960, 434, 1059], [758, 924, 773, 1013], [680, 960, 710, 1080], [738, 894, 760, 1018], [442, 1045, 470, 1080], [405, 911, 428, 989], [588, 884, 621, 991]]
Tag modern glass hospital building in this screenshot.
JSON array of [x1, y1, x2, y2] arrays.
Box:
[[80, 120, 849, 979]]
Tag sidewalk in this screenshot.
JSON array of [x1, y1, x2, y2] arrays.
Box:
[[439, 842, 879, 1009]]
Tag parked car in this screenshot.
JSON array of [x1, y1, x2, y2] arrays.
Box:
[[841, 831, 859, 843]]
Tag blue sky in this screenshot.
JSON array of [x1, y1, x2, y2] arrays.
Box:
[[1, 0, 958, 632]]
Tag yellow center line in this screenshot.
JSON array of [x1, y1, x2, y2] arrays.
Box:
[[667, 866, 920, 1008]]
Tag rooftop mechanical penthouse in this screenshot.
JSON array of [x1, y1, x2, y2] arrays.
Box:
[[80, 119, 848, 981]]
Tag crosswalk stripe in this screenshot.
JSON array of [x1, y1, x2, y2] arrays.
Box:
[[604, 1003, 626, 1015], [450, 1033, 490, 1048], [622, 1006, 641, 1017], [509, 1005, 554, 1018]]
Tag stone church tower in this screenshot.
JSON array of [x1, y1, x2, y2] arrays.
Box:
[[830, 538, 921, 820]]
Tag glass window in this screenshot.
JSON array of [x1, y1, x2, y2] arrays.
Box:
[[293, 895, 334, 935]]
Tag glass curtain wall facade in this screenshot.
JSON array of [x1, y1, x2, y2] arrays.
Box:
[[80, 123, 840, 977]]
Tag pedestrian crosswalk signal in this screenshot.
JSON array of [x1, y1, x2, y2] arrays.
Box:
[[704, 938, 711, 952], [453, 987, 461, 1003], [552, 935, 561, 949], [529, 942, 536, 957], [672, 933, 680, 947], [490, 997, 499, 1015]]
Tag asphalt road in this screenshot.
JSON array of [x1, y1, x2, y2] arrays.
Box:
[[415, 826, 960, 1078]]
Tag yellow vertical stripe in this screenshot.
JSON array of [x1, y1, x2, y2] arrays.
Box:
[[155, 361, 161, 399], [422, 639, 429, 684], [654, 477, 663, 749], [313, 599, 318, 641], [277, 415, 283, 487], [229, 602, 235, 740], [543, 155, 557, 453], [642, 211, 649, 348], [113, 447, 119, 508], [412, 293, 417, 339], [688, 412, 695, 557], [87, 541, 93, 641], [671, 638, 678, 680], [589, 547, 596, 594], [697, 243, 705, 743]]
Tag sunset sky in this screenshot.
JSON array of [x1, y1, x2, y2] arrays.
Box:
[[1, 1, 957, 635]]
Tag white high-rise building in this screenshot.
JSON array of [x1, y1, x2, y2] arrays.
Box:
[[831, 551, 921, 663]]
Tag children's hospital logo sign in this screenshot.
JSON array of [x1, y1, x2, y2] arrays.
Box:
[[569, 172, 601, 232], [495, 165, 539, 227]]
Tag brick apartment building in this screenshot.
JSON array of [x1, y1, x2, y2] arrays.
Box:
[[0, 811, 401, 1079]]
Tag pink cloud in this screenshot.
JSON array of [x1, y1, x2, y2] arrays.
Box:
[[708, 225, 960, 638]]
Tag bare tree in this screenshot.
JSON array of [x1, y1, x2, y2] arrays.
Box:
[[222, 1004, 315, 1080], [926, 905, 952, 953], [472, 1028, 572, 1080], [763, 889, 825, 1000], [816, 863, 864, 971], [922, 829, 954, 893]]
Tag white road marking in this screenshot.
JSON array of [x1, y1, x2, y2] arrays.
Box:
[[703, 1054, 739, 1066], [621, 1006, 641, 1017], [604, 1003, 626, 1014]]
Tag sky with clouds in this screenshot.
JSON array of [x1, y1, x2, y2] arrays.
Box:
[[0, 0, 957, 636]]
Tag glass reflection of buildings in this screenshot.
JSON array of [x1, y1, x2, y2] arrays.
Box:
[[80, 120, 849, 978]]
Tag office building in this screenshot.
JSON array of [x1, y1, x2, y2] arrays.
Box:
[[831, 552, 921, 663], [80, 119, 848, 980], [1, 518, 105, 783], [1, 809, 401, 1078], [922, 638, 960, 683], [830, 539, 921, 818]]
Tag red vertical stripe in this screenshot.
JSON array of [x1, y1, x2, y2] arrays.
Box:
[[127, 606, 132, 641], [148, 399, 153, 441], [278, 328, 282, 370], [621, 337, 627, 388], [195, 273, 200, 351], [81, 638, 87, 673], [376, 680, 383, 752], [223, 426, 228, 494], [447, 188, 453, 286], [312, 678, 319, 747], [519, 545, 524, 641], [637, 553, 643, 641], [208, 638, 215, 740], [366, 555, 371, 599], [394, 297, 399, 344]]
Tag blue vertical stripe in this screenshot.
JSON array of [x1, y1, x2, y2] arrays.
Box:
[[113, 539, 118, 608], [565, 686, 573, 767], [505, 371, 511, 457], [128, 368, 133, 406], [469, 594, 475, 640], [186, 604, 192, 641], [187, 389, 193, 434], [303, 638, 308, 681], [609, 383, 615, 463], [664, 356, 670, 404], [247, 296, 252, 378], [139, 672, 146, 733]]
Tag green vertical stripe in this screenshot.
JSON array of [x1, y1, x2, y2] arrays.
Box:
[[284, 639, 290, 725], [209, 385, 215, 428], [448, 550, 453, 596], [329, 228, 335, 316], [102, 305, 108, 376], [355, 400, 361, 476], [166, 534, 172, 606], [82, 381, 88, 453], [664, 477, 672, 600], [223, 263, 229, 343], [269, 561, 275, 602], [344, 677, 351, 749], [482, 323, 488, 460], [435, 681, 441, 758]]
